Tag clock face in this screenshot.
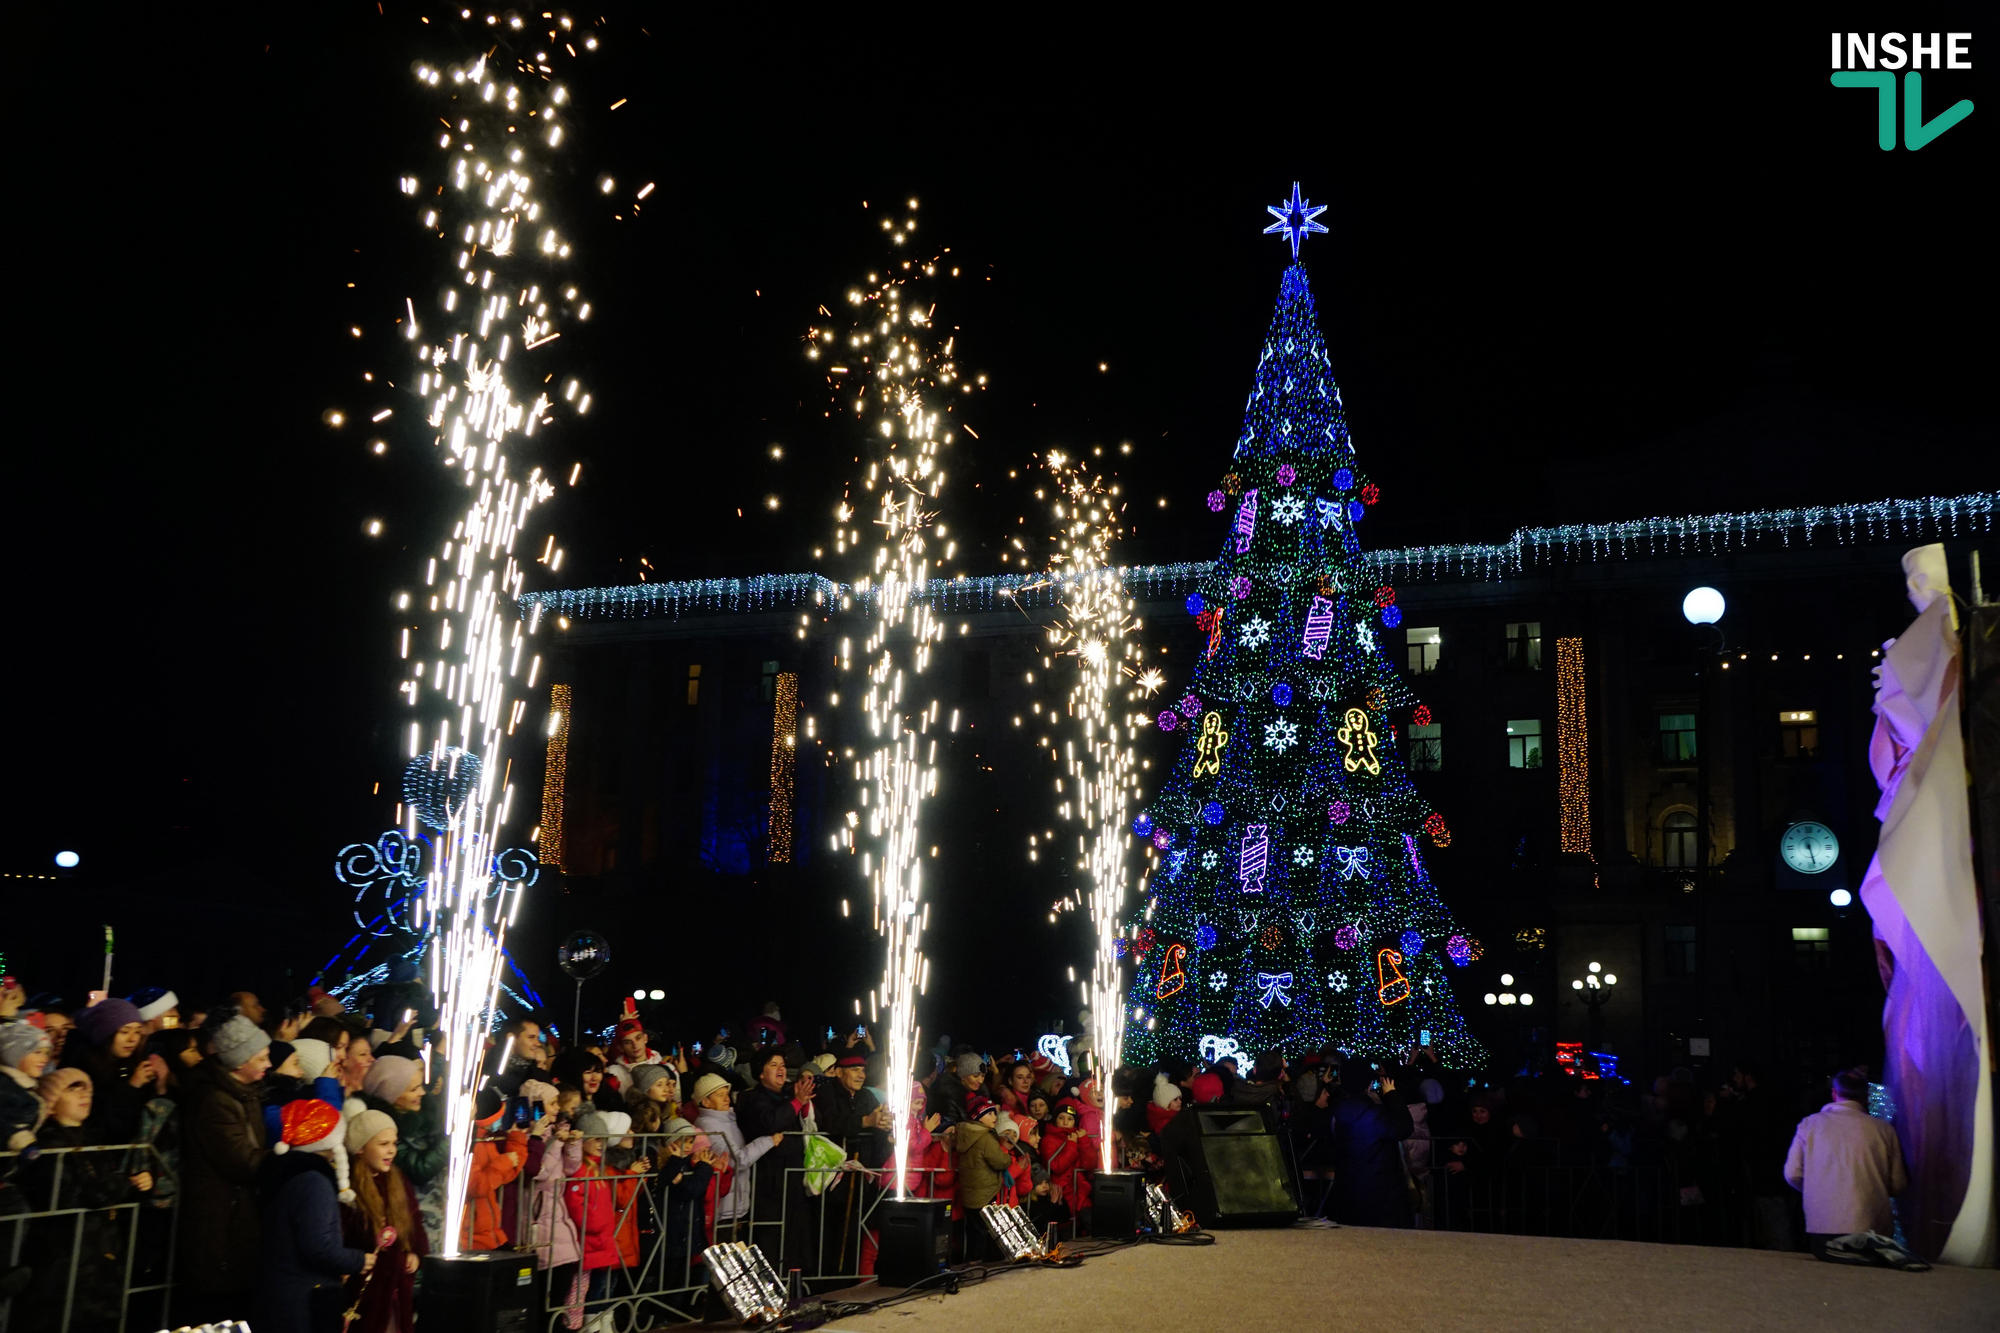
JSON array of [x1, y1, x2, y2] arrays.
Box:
[[1780, 821, 1839, 874]]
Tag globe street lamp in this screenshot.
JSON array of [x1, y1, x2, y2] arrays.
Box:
[[1483, 972, 1535, 1008], [1570, 960, 1617, 1052]]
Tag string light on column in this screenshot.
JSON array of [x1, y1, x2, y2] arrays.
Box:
[[769, 672, 799, 863], [1557, 637, 1590, 857], [540, 683, 570, 870]]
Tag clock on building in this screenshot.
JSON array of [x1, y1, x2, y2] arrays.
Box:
[[1780, 821, 1840, 874]]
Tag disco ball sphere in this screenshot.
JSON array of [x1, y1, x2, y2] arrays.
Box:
[[402, 747, 484, 831]]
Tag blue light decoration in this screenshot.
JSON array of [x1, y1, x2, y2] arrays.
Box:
[[403, 747, 483, 831], [1185, 592, 1205, 616], [1262, 181, 1330, 260], [1399, 930, 1425, 955], [1132, 813, 1155, 839], [1253, 971, 1295, 1009], [1195, 923, 1219, 951], [1272, 682, 1293, 706], [1201, 801, 1226, 825], [1381, 604, 1403, 629], [518, 494, 1994, 627], [1348, 498, 1366, 522], [1589, 1051, 1621, 1083], [1333, 467, 1354, 491]]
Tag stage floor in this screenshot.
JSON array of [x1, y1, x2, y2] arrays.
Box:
[[833, 1224, 1996, 1332]]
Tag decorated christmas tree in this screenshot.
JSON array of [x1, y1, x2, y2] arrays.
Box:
[[1123, 187, 1486, 1069]]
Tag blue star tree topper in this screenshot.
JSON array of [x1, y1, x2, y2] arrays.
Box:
[[1263, 182, 1329, 259]]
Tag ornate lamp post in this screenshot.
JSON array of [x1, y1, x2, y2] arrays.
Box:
[[1570, 960, 1617, 1051]]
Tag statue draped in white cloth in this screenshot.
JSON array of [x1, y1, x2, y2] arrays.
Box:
[[1858, 543, 1995, 1266]]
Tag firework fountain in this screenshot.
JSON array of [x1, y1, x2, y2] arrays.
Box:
[[811, 206, 967, 1196], [390, 23, 595, 1256], [1041, 453, 1143, 1171]]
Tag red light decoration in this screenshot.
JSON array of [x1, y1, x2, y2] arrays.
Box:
[[1413, 704, 1432, 726], [1133, 927, 1156, 960], [1376, 947, 1411, 1005], [1259, 925, 1283, 951], [1221, 472, 1242, 495], [1360, 482, 1381, 505], [1373, 585, 1396, 607], [1155, 943, 1187, 999], [1194, 606, 1223, 658], [1424, 812, 1451, 848]]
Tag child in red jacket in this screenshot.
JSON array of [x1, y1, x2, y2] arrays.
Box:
[[462, 1106, 528, 1250], [565, 1111, 650, 1333]]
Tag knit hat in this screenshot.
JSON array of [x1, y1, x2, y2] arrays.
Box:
[[955, 1052, 983, 1078], [1029, 1053, 1053, 1077], [601, 1111, 632, 1139], [211, 1015, 272, 1071], [995, 1111, 1019, 1138], [275, 1098, 354, 1203], [691, 1072, 730, 1106], [1152, 1074, 1183, 1109], [630, 1064, 675, 1097], [966, 1094, 997, 1120], [520, 1078, 557, 1108], [268, 1041, 297, 1074], [292, 1038, 334, 1082], [574, 1111, 611, 1139], [364, 1054, 422, 1103], [662, 1116, 698, 1140], [1189, 1072, 1224, 1105], [128, 987, 178, 1023], [0, 1023, 51, 1068], [346, 1107, 396, 1156], [74, 998, 144, 1049], [809, 1053, 837, 1075], [709, 1045, 737, 1070]]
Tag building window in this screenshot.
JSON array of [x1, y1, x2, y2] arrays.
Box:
[[1405, 627, 1441, 674], [1506, 719, 1543, 769], [686, 663, 702, 706], [1505, 622, 1542, 671], [1659, 712, 1698, 763], [1665, 925, 1697, 977], [1662, 811, 1698, 867], [1791, 926, 1831, 974], [1779, 710, 1819, 759], [1408, 723, 1442, 771], [761, 660, 779, 703]]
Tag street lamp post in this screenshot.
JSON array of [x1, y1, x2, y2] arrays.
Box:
[[1570, 960, 1618, 1051]]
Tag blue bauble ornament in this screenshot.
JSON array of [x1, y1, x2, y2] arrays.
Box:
[[1195, 924, 1219, 951], [1132, 813, 1154, 839], [1184, 593, 1205, 616], [1348, 498, 1366, 522], [1381, 605, 1403, 629], [1201, 801, 1225, 826], [1272, 682, 1293, 706], [1400, 930, 1424, 955], [1333, 467, 1354, 491]]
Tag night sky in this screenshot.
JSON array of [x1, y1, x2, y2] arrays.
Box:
[[16, 7, 1988, 1001]]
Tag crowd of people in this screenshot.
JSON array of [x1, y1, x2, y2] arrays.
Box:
[[0, 969, 1918, 1332]]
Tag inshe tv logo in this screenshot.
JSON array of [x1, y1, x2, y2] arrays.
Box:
[[1830, 33, 1974, 149]]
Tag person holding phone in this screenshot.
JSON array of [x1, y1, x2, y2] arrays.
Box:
[[1327, 1060, 1415, 1229]]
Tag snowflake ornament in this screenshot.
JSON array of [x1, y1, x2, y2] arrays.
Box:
[[1292, 845, 1315, 866], [1270, 494, 1306, 526], [1328, 970, 1349, 991], [1207, 970, 1228, 992], [1200, 850, 1219, 869], [1263, 718, 1300, 751], [1238, 616, 1271, 649]]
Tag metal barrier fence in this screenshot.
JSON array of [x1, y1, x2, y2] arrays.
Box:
[[1, 1142, 179, 1333]]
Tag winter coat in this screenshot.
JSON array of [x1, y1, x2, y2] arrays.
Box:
[[1, 1063, 43, 1153], [999, 1141, 1034, 1207], [656, 1153, 715, 1282], [528, 1135, 584, 1268], [63, 1040, 152, 1146], [736, 1083, 808, 1219], [953, 1119, 1012, 1211], [16, 1120, 148, 1333], [564, 1151, 643, 1270], [357, 1089, 449, 1192], [695, 1104, 773, 1224], [931, 1076, 972, 1127], [1328, 1089, 1415, 1229], [461, 1113, 528, 1249], [178, 1057, 269, 1295], [339, 1166, 428, 1333], [1784, 1100, 1908, 1236], [1039, 1123, 1095, 1212], [255, 1151, 366, 1333]]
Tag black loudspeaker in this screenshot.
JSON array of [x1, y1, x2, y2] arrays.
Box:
[[417, 1252, 538, 1333], [1165, 1105, 1300, 1228], [1089, 1171, 1146, 1238], [875, 1197, 951, 1287]]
